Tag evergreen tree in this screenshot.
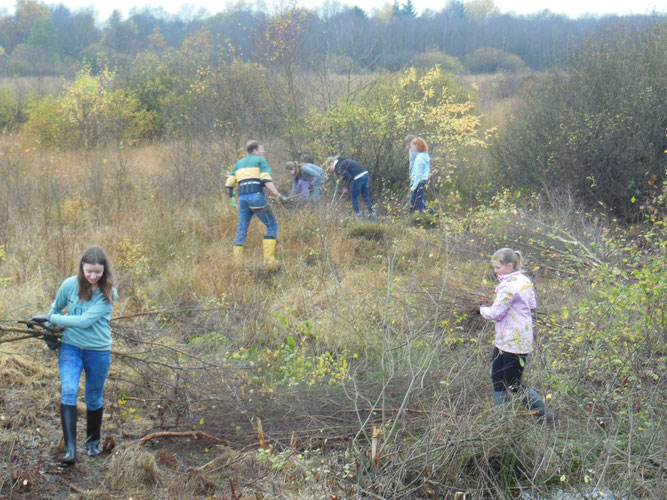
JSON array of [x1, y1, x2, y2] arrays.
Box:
[[445, 0, 466, 19], [401, 0, 417, 18], [351, 6, 367, 19]]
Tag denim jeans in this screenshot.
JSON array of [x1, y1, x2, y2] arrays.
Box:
[[234, 193, 279, 246], [59, 342, 111, 409], [350, 174, 373, 215], [410, 181, 427, 212], [310, 176, 325, 203]]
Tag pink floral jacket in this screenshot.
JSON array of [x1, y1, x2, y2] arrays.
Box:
[[480, 271, 537, 354]]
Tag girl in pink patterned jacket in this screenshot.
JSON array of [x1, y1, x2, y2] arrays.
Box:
[[480, 248, 553, 422]]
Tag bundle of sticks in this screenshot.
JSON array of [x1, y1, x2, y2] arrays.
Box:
[[0, 321, 63, 345], [418, 281, 569, 333]]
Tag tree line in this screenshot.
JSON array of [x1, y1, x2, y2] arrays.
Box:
[[0, 0, 664, 76]]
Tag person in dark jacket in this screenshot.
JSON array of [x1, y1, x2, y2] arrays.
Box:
[[326, 155, 376, 220]]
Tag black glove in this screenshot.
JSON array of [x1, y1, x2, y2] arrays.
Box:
[[226, 187, 234, 198], [43, 336, 61, 351], [30, 314, 51, 323]]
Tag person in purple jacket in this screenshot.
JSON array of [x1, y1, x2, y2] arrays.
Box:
[[285, 161, 326, 203], [326, 155, 377, 221], [31, 245, 117, 464], [480, 248, 553, 422]]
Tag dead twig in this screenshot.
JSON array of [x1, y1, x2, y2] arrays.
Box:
[[110, 306, 230, 322], [229, 477, 239, 500], [135, 430, 233, 446], [67, 483, 84, 494], [0, 323, 63, 345]]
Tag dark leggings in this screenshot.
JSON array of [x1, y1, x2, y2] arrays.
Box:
[[491, 347, 526, 392]]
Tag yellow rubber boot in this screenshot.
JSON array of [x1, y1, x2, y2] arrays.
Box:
[[262, 238, 277, 263], [233, 246, 243, 260]]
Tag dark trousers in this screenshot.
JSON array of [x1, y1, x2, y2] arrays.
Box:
[[350, 174, 373, 215], [491, 347, 526, 392]]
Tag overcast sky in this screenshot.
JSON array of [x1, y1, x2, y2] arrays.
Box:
[[3, 0, 663, 22]]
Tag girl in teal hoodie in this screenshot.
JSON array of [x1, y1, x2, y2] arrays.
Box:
[[32, 245, 117, 465]]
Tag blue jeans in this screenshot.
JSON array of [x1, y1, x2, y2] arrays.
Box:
[[410, 181, 427, 212], [234, 193, 279, 246], [310, 175, 325, 203], [310, 183, 323, 203], [59, 343, 111, 409], [350, 174, 373, 215]]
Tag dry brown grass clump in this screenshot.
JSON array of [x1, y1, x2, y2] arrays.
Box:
[[105, 444, 163, 491], [166, 468, 216, 498]]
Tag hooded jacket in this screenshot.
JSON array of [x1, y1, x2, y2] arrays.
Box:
[[480, 270, 537, 354]]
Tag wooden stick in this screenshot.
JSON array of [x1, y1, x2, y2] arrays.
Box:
[[135, 431, 232, 446], [371, 426, 380, 468], [335, 408, 456, 418], [0, 334, 41, 344], [229, 477, 239, 500], [257, 418, 265, 449], [67, 483, 84, 493], [111, 310, 174, 321]]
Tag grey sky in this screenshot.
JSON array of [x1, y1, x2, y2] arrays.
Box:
[[4, 0, 663, 22]]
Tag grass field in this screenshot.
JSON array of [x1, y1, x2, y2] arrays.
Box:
[[0, 73, 664, 498]]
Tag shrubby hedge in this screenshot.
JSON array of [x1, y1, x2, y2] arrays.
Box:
[[0, 89, 23, 133], [303, 66, 485, 194], [464, 47, 528, 74], [491, 23, 667, 220], [21, 68, 156, 149], [412, 50, 463, 73]]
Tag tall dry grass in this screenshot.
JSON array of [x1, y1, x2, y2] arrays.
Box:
[[0, 76, 65, 102], [0, 75, 664, 498]]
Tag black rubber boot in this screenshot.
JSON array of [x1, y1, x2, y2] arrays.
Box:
[[60, 403, 77, 465], [85, 406, 104, 457]]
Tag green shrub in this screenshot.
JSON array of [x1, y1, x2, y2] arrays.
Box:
[[491, 23, 667, 220], [1, 44, 68, 77], [22, 67, 156, 148], [188, 58, 274, 141], [464, 47, 528, 74], [382, 50, 417, 71], [412, 50, 463, 73], [20, 93, 64, 146], [0, 89, 23, 133], [304, 66, 486, 196]]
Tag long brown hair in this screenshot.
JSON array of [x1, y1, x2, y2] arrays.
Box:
[[77, 245, 115, 303], [285, 161, 301, 180]]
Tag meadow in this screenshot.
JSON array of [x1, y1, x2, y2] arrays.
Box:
[[0, 64, 665, 500]]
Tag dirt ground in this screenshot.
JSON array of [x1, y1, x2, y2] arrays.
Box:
[[0, 343, 283, 499], [0, 340, 358, 499]]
